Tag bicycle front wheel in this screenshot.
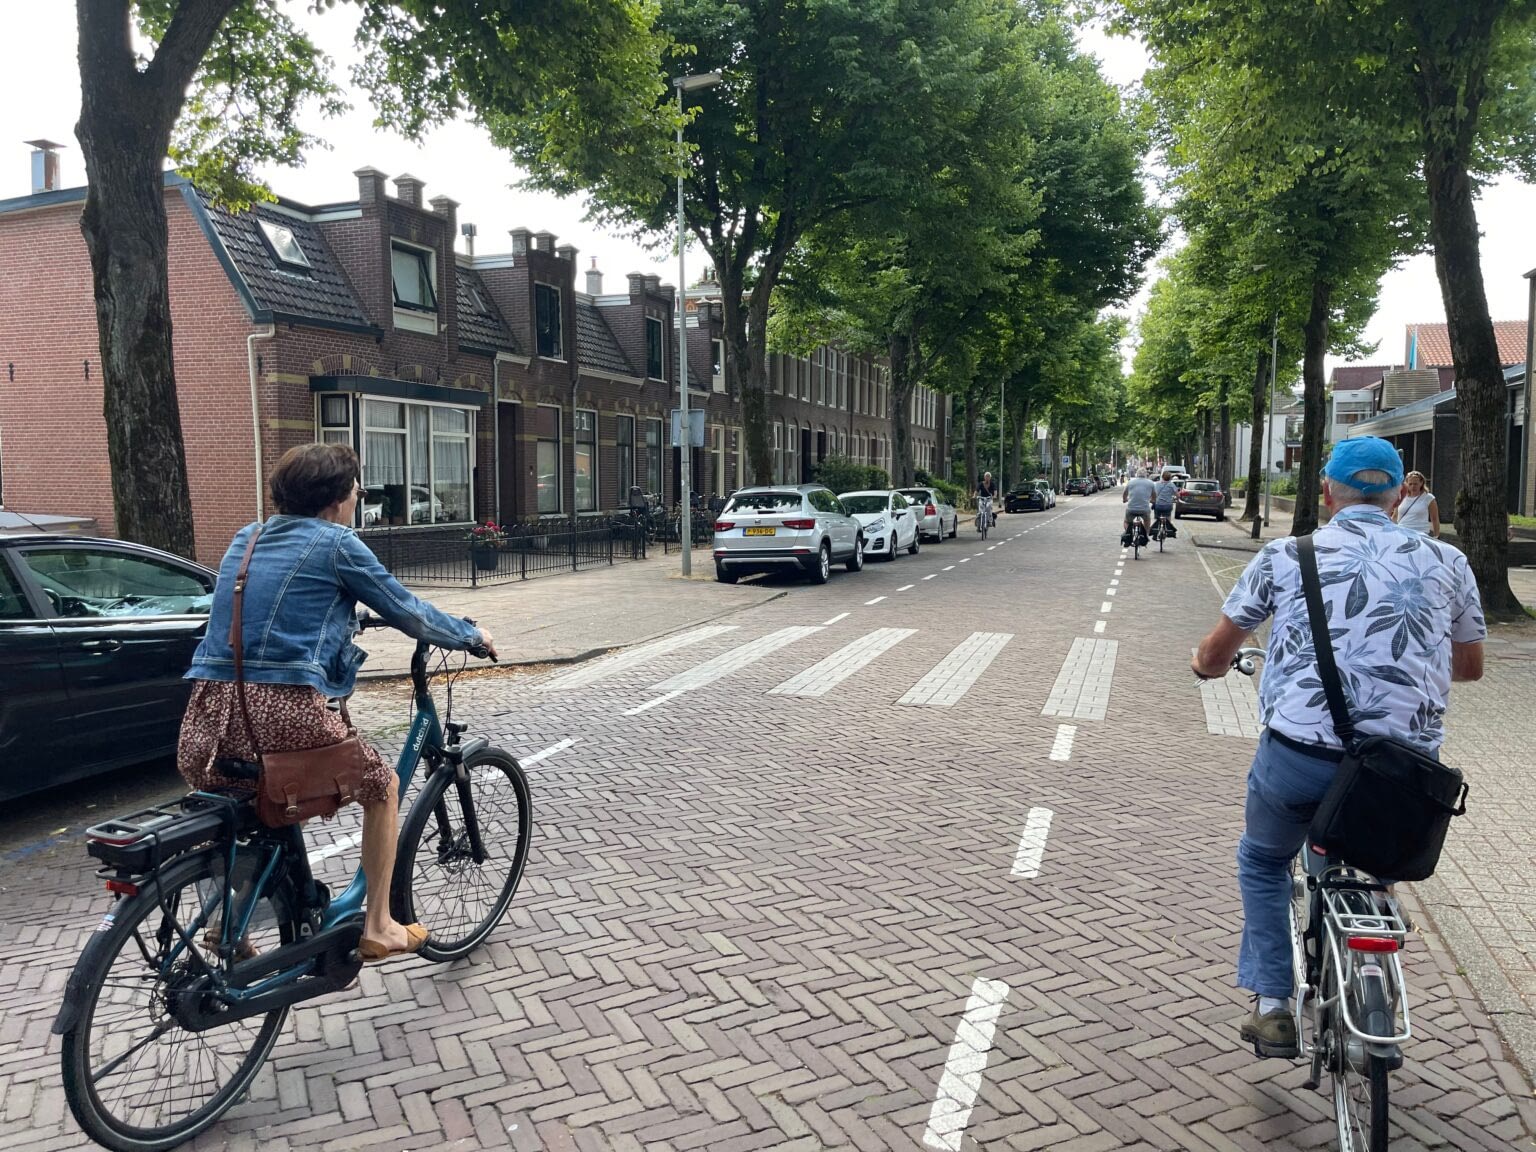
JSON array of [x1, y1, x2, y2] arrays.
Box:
[[60, 850, 294, 1152], [1332, 979, 1391, 1152], [393, 746, 532, 961]]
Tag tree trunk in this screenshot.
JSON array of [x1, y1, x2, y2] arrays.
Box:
[[1242, 349, 1267, 521], [1009, 400, 1027, 489], [716, 271, 768, 483], [889, 331, 915, 487], [1049, 427, 1062, 491], [1066, 433, 1080, 479], [962, 381, 979, 498], [1218, 389, 1233, 506], [75, 0, 239, 559], [1423, 142, 1516, 614], [1291, 279, 1330, 536]]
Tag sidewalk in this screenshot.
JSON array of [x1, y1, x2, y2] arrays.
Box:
[[1198, 508, 1536, 1081], [359, 546, 781, 677]]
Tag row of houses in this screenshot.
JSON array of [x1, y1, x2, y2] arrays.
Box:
[[0, 146, 949, 563]]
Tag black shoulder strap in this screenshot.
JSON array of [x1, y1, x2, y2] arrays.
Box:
[[1297, 533, 1356, 747]]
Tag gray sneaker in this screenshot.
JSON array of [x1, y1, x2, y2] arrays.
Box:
[[1239, 1004, 1299, 1058]]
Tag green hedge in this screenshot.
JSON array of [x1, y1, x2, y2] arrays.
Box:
[[916, 473, 967, 509], [815, 454, 890, 495]]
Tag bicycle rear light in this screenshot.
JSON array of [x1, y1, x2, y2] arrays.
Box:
[[1346, 936, 1399, 953]]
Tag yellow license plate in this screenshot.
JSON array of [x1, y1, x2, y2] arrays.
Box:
[[744, 526, 776, 536]]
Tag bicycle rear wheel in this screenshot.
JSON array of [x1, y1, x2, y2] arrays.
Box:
[[1332, 976, 1391, 1152], [393, 746, 532, 961], [60, 850, 295, 1152]]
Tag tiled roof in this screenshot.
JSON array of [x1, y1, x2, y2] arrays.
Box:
[[1406, 321, 1527, 369], [456, 267, 518, 354], [193, 191, 372, 329], [576, 298, 636, 378], [1328, 364, 1396, 390], [678, 345, 710, 390]]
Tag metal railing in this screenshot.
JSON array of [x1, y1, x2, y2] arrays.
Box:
[[359, 516, 647, 587]]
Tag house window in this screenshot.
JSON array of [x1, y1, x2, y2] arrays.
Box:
[[391, 243, 436, 312], [772, 354, 784, 395], [535, 283, 563, 360], [815, 349, 825, 406], [646, 316, 664, 380], [259, 219, 311, 271], [616, 415, 635, 498], [318, 394, 352, 446], [645, 417, 664, 496], [712, 339, 725, 393], [773, 422, 784, 483], [535, 404, 562, 513], [732, 428, 746, 489], [360, 398, 474, 526], [710, 425, 725, 496], [575, 409, 598, 512]]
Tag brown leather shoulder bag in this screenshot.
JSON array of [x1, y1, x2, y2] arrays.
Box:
[[229, 525, 370, 827]]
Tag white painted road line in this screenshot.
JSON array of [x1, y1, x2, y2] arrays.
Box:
[[865, 596, 887, 605], [1094, 619, 1107, 634], [822, 612, 850, 626], [923, 573, 938, 580], [943, 565, 956, 571], [1100, 601, 1113, 613], [653, 625, 821, 691], [1193, 647, 1264, 737], [769, 628, 916, 697], [1106, 588, 1117, 597], [521, 737, 577, 766], [897, 584, 915, 592], [1109, 578, 1119, 587], [1042, 637, 1119, 721], [959, 558, 970, 564], [1048, 725, 1076, 762], [539, 625, 738, 691], [922, 977, 1011, 1151], [899, 632, 1013, 707], [1010, 807, 1055, 878], [623, 690, 684, 716]]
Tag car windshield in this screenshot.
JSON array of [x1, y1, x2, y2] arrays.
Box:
[[1187, 481, 1219, 492], [898, 490, 931, 503], [725, 491, 802, 512], [841, 495, 890, 514]]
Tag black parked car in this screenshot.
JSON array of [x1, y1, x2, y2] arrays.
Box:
[[1063, 476, 1094, 496], [1005, 483, 1047, 513], [0, 535, 215, 801]]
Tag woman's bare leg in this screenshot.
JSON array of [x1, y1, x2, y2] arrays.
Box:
[[361, 775, 413, 949]]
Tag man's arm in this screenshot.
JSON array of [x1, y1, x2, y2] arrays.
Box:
[[1451, 640, 1483, 682], [1192, 615, 1250, 679]]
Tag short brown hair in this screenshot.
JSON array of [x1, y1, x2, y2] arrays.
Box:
[[269, 443, 361, 517]]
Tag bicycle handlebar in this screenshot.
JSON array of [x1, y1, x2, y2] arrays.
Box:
[[356, 611, 498, 664]]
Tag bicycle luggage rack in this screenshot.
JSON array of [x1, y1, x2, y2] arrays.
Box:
[[85, 790, 258, 875]]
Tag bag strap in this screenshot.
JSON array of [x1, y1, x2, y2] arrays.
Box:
[[227, 525, 264, 760], [1297, 533, 1357, 746]]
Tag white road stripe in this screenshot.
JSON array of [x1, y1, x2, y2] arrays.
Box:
[[1106, 588, 1117, 597], [897, 584, 915, 592], [865, 596, 887, 605], [1010, 808, 1054, 878], [1109, 579, 1119, 586], [943, 565, 955, 571], [899, 632, 1012, 708], [653, 625, 822, 691], [922, 978, 1011, 1151], [623, 690, 684, 716], [521, 737, 577, 765], [959, 558, 970, 564], [923, 574, 938, 580], [822, 612, 850, 626], [1048, 725, 1076, 762], [538, 625, 738, 691], [769, 628, 916, 697], [1100, 601, 1113, 613], [1093, 619, 1106, 634], [1042, 637, 1119, 721]]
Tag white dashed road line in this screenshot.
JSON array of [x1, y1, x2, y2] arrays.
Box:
[[897, 584, 915, 592], [943, 565, 956, 571], [1094, 620, 1106, 634], [1010, 807, 1054, 878], [1100, 602, 1113, 614], [1048, 724, 1076, 762], [623, 690, 684, 716], [899, 632, 1013, 707], [865, 596, 887, 605], [822, 612, 850, 626], [923, 978, 1011, 1152], [1042, 637, 1119, 721], [769, 628, 916, 698], [538, 625, 738, 691], [653, 625, 822, 692], [923, 574, 938, 580]]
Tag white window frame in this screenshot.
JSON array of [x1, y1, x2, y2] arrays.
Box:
[[535, 403, 563, 514], [616, 414, 636, 498], [712, 339, 726, 393], [359, 396, 476, 526], [390, 239, 438, 334], [574, 408, 599, 513], [645, 316, 665, 381], [316, 394, 352, 447]]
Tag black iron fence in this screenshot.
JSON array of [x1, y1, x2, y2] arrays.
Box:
[[359, 516, 648, 587]]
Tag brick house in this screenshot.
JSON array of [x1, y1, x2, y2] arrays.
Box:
[[0, 153, 940, 563]]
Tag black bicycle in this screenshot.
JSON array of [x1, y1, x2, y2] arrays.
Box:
[[54, 622, 531, 1151], [1151, 509, 1172, 552]]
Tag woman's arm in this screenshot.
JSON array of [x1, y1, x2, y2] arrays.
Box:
[[333, 532, 484, 650], [1429, 497, 1441, 537]]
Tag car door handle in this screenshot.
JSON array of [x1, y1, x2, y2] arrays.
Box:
[[79, 639, 124, 653]]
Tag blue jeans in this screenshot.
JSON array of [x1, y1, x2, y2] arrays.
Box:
[[1236, 732, 1340, 998]]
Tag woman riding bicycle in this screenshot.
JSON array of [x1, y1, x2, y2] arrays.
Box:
[[977, 471, 999, 529], [179, 444, 498, 963]]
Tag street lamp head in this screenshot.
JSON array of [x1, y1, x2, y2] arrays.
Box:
[[674, 71, 724, 91]]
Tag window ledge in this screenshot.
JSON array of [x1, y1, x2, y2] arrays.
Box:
[[394, 309, 438, 335]]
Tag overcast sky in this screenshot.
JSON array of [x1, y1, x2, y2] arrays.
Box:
[[4, 6, 1531, 375]]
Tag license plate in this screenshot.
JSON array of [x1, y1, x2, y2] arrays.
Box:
[[744, 526, 776, 536]]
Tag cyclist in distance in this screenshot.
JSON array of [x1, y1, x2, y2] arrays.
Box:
[[180, 444, 499, 963], [1190, 437, 1485, 1057], [1122, 469, 1156, 544], [1153, 470, 1178, 538], [977, 471, 999, 530]]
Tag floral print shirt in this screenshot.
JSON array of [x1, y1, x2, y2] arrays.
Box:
[[1221, 505, 1485, 750]]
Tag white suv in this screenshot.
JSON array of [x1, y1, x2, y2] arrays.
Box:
[[711, 485, 866, 584]]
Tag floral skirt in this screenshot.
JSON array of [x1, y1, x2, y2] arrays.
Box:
[[177, 681, 391, 807]]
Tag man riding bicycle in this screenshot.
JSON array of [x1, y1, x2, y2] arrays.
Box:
[[1191, 438, 1485, 1057], [977, 471, 999, 530], [1153, 470, 1178, 538], [1121, 470, 1156, 544]]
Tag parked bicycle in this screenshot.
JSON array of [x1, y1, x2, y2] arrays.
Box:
[[977, 496, 994, 540], [54, 619, 531, 1152], [1230, 646, 1408, 1152]]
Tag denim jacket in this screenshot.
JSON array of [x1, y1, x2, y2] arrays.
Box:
[[186, 515, 481, 697]]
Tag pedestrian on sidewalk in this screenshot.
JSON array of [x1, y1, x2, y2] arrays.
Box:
[[1393, 470, 1441, 538], [1190, 437, 1485, 1057]]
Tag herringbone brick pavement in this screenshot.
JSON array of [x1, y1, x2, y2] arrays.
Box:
[[1, 497, 1530, 1150]]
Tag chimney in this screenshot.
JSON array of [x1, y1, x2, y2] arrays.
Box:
[[460, 222, 477, 258], [586, 258, 603, 296], [509, 228, 532, 259], [393, 173, 425, 207], [25, 140, 63, 194], [533, 230, 556, 254], [354, 166, 388, 209], [556, 243, 577, 266], [643, 274, 662, 295], [627, 272, 647, 302]]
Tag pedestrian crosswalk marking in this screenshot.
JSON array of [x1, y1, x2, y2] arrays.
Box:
[[1043, 637, 1118, 721], [652, 625, 821, 692], [1193, 647, 1263, 737], [538, 624, 739, 691], [769, 628, 917, 698], [899, 632, 1012, 708]]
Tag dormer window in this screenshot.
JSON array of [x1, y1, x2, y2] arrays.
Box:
[[535, 282, 563, 359], [645, 316, 664, 380], [258, 219, 311, 272], [391, 242, 437, 313]]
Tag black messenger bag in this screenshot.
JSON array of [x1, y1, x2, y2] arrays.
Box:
[[1296, 534, 1468, 881]]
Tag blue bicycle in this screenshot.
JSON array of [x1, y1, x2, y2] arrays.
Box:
[[53, 622, 530, 1151]]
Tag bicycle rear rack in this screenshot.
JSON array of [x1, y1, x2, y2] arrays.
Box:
[[85, 790, 257, 876]]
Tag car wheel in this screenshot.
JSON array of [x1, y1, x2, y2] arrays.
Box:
[[1174, 510, 1181, 519], [811, 542, 831, 585], [888, 534, 900, 560], [846, 535, 865, 573], [949, 518, 957, 538], [1217, 512, 1226, 521], [715, 563, 739, 584], [908, 530, 920, 555]]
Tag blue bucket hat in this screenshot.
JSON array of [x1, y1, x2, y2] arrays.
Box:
[[1323, 437, 1404, 494]]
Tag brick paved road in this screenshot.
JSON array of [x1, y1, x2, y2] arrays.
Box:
[[3, 497, 1532, 1150]]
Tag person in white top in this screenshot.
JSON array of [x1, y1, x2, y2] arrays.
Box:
[[1393, 470, 1440, 537]]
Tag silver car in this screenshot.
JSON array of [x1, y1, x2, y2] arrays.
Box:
[[897, 487, 958, 541], [711, 484, 865, 584]]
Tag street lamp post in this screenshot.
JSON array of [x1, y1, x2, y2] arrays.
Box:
[[674, 71, 723, 577], [1264, 312, 1278, 530]]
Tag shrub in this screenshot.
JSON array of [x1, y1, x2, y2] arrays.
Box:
[[814, 453, 889, 495], [923, 475, 966, 508]]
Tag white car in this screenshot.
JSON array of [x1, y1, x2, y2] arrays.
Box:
[[897, 487, 958, 541], [839, 489, 920, 560]]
